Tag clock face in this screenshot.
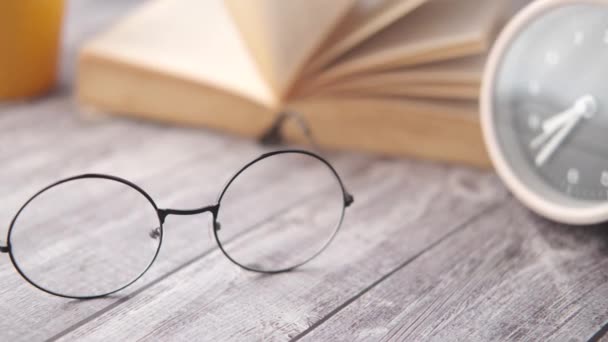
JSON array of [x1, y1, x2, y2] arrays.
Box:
[[493, 3, 608, 204]]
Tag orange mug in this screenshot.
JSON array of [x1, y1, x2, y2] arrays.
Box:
[[0, 0, 64, 100]]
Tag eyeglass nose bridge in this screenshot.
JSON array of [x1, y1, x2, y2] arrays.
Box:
[[157, 205, 219, 225]]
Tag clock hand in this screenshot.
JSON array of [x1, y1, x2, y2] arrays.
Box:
[[530, 95, 597, 150], [535, 114, 582, 167], [530, 120, 566, 150], [530, 110, 578, 150], [542, 95, 597, 133]]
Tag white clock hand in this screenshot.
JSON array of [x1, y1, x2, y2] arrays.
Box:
[[530, 95, 597, 150], [530, 119, 566, 150], [542, 95, 597, 133], [535, 114, 582, 167]]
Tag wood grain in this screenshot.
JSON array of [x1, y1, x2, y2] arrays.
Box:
[[299, 201, 608, 341]]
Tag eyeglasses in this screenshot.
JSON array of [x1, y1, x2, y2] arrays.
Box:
[[0, 115, 354, 299], [0, 150, 353, 299]]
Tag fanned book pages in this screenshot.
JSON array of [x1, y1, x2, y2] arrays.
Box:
[[77, 0, 510, 167]]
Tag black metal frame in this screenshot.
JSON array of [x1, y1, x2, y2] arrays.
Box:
[[0, 149, 353, 299]]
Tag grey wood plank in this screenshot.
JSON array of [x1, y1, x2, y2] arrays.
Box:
[[298, 200, 608, 342], [52, 163, 505, 341]]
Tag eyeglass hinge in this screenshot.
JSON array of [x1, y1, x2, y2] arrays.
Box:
[[0, 242, 9, 253], [259, 113, 287, 146], [344, 192, 355, 207], [259, 111, 319, 150]]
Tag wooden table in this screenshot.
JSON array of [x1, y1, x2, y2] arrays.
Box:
[[2, 1, 608, 341]]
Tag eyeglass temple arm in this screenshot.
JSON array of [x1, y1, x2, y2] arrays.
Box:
[[260, 111, 355, 207], [0, 241, 9, 253], [259, 111, 321, 151]]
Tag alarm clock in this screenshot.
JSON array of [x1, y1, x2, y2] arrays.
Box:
[[481, 0, 608, 225]]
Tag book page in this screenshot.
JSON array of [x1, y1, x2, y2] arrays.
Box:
[[82, 0, 278, 109], [304, 0, 429, 73], [225, 0, 354, 99], [301, 55, 484, 97], [314, 0, 504, 84], [327, 83, 480, 100]]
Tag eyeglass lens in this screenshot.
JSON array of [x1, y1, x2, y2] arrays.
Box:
[[9, 177, 161, 298], [215, 152, 345, 272]]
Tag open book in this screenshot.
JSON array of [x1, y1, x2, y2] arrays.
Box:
[[77, 0, 508, 167]]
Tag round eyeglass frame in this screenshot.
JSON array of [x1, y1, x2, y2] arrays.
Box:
[[213, 150, 351, 274], [6, 174, 164, 299], [3, 150, 353, 299]]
